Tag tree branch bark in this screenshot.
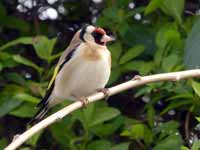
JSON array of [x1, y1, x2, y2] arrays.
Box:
[[4, 69, 200, 150]]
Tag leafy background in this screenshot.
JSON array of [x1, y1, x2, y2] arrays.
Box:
[[1, 0, 200, 150]]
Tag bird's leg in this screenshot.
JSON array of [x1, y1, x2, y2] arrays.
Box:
[[12, 134, 20, 141], [96, 88, 110, 100], [72, 94, 89, 107], [132, 75, 142, 80], [77, 96, 89, 107]]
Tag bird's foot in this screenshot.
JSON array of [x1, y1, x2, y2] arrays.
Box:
[[12, 134, 20, 141], [78, 97, 89, 107], [132, 75, 142, 80], [97, 88, 110, 100]]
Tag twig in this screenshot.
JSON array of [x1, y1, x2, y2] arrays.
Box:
[[4, 69, 200, 150]]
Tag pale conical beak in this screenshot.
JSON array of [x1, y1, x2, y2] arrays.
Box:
[[101, 35, 115, 43]]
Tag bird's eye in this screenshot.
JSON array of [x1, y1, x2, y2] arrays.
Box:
[[92, 31, 103, 39], [92, 32, 103, 39], [92, 31, 104, 45]]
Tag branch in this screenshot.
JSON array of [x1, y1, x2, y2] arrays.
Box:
[[4, 69, 200, 150]]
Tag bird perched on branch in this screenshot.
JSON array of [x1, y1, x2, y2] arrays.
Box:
[[30, 25, 115, 124]]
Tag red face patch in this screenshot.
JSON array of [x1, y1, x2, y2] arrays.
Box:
[[94, 27, 106, 35]]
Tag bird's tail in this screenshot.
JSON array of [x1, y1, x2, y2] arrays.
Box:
[[29, 105, 49, 125], [29, 86, 53, 125]]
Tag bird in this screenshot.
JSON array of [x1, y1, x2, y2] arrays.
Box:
[[30, 24, 115, 124]]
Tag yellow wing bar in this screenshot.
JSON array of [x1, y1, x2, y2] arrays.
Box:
[[48, 65, 60, 89]]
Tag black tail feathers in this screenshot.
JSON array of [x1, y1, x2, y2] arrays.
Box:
[[29, 84, 53, 125], [29, 105, 49, 125]]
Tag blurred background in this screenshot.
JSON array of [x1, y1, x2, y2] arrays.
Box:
[[1, 0, 200, 150]]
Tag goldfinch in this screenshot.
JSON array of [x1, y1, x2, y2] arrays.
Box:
[[30, 25, 114, 123]]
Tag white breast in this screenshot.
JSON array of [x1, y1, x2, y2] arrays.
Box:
[[54, 46, 111, 101], [70, 58, 110, 97]]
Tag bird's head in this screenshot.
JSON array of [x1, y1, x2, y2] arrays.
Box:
[[79, 25, 115, 47]]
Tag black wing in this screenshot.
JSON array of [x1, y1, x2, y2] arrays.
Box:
[[29, 47, 77, 124]]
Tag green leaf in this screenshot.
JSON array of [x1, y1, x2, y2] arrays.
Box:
[[33, 36, 57, 61], [130, 124, 145, 139], [13, 93, 39, 104], [88, 140, 111, 150], [196, 117, 200, 123], [0, 16, 30, 33], [0, 138, 7, 150], [49, 51, 62, 61], [192, 140, 200, 150], [111, 143, 130, 150], [154, 121, 179, 135], [50, 118, 75, 147], [0, 52, 18, 68], [0, 2, 6, 17], [184, 17, 200, 69], [121, 123, 153, 144], [109, 42, 122, 67], [181, 146, 189, 150], [82, 103, 95, 129], [122, 124, 142, 138], [154, 134, 183, 150], [73, 103, 96, 131], [9, 103, 37, 118], [144, 127, 154, 145], [162, 54, 179, 72], [0, 36, 57, 61], [147, 105, 155, 128], [92, 124, 115, 137], [0, 62, 3, 71], [123, 61, 154, 75], [108, 68, 121, 85], [134, 85, 155, 97], [160, 99, 193, 115], [121, 22, 155, 54], [12, 55, 42, 73], [183, 16, 196, 34], [145, 0, 164, 15], [0, 84, 25, 116], [0, 37, 33, 50], [161, 0, 185, 23], [156, 23, 179, 49], [5, 73, 27, 86], [119, 45, 145, 64], [0, 97, 22, 117], [166, 93, 194, 101], [91, 116, 124, 137], [192, 80, 200, 97], [90, 107, 120, 127], [27, 130, 43, 147], [51, 122, 70, 145]]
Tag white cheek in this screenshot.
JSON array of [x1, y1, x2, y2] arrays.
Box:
[[86, 26, 95, 32], [84, 34, 94, 42]]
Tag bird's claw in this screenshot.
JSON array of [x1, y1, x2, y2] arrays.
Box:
[[56, 116, 63, 122], [97, 88, 110, 100], [12, 134, 20, 141], [132, 75, 142, 80], [78, 97, 89, 107]]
